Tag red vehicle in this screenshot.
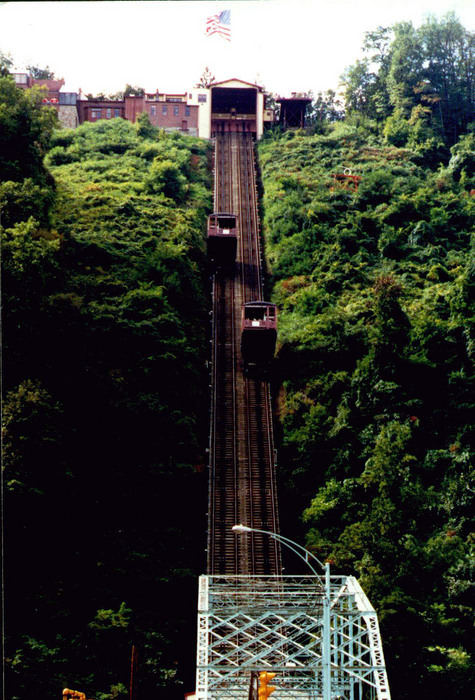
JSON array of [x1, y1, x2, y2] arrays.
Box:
[[241, 301, 277, 373], [207, 212, 237, 266]]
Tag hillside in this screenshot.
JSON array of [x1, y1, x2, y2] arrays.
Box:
[[3, 108, 212, 699], [2, 13, 474, 696], [258, 124, 474, 698]]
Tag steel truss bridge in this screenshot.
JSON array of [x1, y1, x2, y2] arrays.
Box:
[[196, 134, 391, 699], [197, 576, 390, 700]]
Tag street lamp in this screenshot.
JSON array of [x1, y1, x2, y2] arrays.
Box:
[[232, 524, 332, 700]]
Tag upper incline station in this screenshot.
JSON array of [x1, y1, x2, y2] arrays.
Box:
[[192, 78, 274, 138]]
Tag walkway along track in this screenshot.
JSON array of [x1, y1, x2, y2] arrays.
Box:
[[208, 133, 281, 575]]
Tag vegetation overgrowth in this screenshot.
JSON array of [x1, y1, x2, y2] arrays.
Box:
[[2, 82, 212, 699], [258, 120, 473, 700], [311, 12, 474, 152], [257, 15, 474, 697], [2, 11, 474, 700]]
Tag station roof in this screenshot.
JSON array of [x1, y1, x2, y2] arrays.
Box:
[[210, 78, 263, 91], [276, 94, 312, 104]]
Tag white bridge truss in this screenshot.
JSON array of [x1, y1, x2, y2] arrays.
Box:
[[196, 575, 391, 700]]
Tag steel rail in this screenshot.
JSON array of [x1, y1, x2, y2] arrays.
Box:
[[243, 131, 278, 573], [238, 133, 280, 574], [239, 133, 261, 570], [208, 134, 240, 573], [208, 131, 280, 575], [233, 132, 256, 573], [246, 133, 280, 571]]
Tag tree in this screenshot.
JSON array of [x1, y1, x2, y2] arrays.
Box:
[[264, 91, 278, 112], [342, 14, 474, 146], [145, 158, 186, 202], [0, 49, 13, 76], [370, 275, 410, 370], [417, 13, 474, 144], [107, 89, 125, 101], [341, 25, 395, 119], [136, 112, 157, 139], [363, 26, 393, 65], [124, 83, 145, 97], [307, 90, 344, 129], [195, 66, 215, 88], [0, 77, 58, 182], [383, 108, 411, 146], [340, 59, 380, 118], [384, 14, 475, 144], [447, 128, 475, 182], [26, 64, 56, 80], [361, 26, 393, 118], [86, 92, 108, 101]]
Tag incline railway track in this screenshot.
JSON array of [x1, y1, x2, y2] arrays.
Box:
[[208, 133, 281, 575]]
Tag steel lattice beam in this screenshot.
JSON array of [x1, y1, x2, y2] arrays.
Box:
[[196, 575, 391, 700]]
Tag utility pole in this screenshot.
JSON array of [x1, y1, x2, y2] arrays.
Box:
[[129, 645, 138, 700]]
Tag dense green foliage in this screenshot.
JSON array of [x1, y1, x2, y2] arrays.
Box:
[[0, 75, 57, 184], [26, 64, 57, 80], [259, 16, 474, 696], [2, 13, 473, 699], [340, 13, 474, 148], [3, 98, 212, 698], [258, 120, 474, 697]]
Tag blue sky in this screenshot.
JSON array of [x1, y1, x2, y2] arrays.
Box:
[[1, 1, 473, 96]]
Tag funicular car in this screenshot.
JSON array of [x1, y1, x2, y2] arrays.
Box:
[[241, 301, 277, 374], [207, 212, 238, 267]]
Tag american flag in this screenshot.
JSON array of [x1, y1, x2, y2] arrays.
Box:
[[206, 10, 231, 41]]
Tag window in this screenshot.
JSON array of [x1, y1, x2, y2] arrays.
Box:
[[162, 105, 168, 115], [173, 106, 179, 116], [185, 106, 191, 117], [150, 105, 157, 116], [198, 94, 207, 103], [169, 97, 182, 102], [14, 73, 28, 84], [106, 108, 112, 119], [114, 108, 120, 118], [91, 109, 102, 119], [59, 92, 77, 105]]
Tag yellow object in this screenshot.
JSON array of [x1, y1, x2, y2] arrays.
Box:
[[62, 689, 86, 700], [258, 672, 277, 699]]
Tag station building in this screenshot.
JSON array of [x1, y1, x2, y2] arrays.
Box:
[[276, 94, 312, 129], [187, 78, 274, 139]]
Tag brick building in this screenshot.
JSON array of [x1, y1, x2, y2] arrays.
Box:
[[78, 91, 199, 136], [12, 73, 79, 128], [13, 73, 66, 104], [77, 100, 124, 123], [129, 93, 199, 135]]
